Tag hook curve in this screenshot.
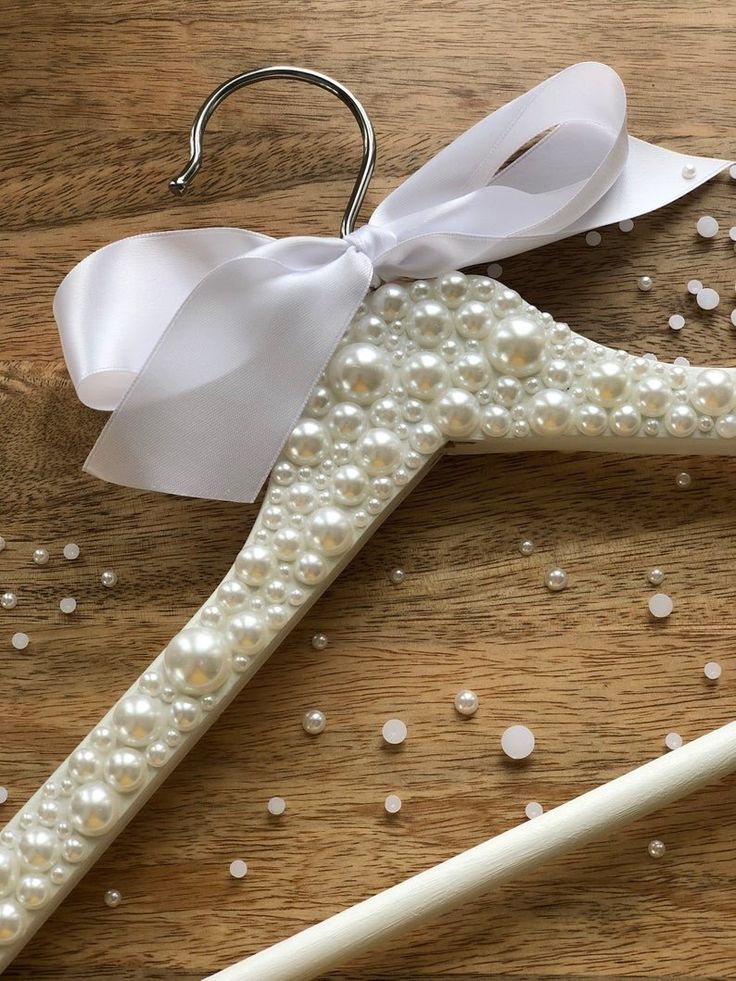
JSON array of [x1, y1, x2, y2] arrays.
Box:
[[169, 66, 376, 238]]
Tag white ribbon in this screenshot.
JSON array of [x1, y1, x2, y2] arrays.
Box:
[[54, 62, 731, 503]]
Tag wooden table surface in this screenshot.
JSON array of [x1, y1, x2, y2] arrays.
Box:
[[2, 1, 736, 977]]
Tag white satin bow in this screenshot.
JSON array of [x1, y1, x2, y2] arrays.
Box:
[[54, 62, 730, 503]]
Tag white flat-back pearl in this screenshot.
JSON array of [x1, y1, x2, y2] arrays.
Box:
[[575, 403, 608, 436], [480, 405, 511, 437], [69, 783, 117, 837], [609, 404, 641, 436], [307, 507, 353, 557], [328, 402, 366, 441], [329, 343, 392, 404], [529, 390, 573, 436], [235, 545, 273, 586], [664, 404, 698, 437], [104, 749, 147, 793], [68, 748, 101, 783], [636, 375, 671, 417], [18, 828, 57, 871], [356, 429, 403, 476], [487, 316, 546, 378], [434, 389, 480, 437], [402, 351, 448, 400], [408, 300, 452, 348], [691, 368, 734, 415], [113, 694, 162, 745], [285, 420, 330, 466], [587, 360, 628, 407], [0, 849, 17, 899], [171, 697, 201, 731], [333, 465, 369, 505], [0, 899, 22, 943], [163, 628, 231, 696], [226, 613, 265, 655]]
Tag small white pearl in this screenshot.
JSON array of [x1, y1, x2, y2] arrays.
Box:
[[687, 279, 703, 295], [675, 472, 691, 489], [681, 162, 697, 179], [648, 593, 673, 618], [518, 539, 534, 556], [730, 164, 736, 180], [664, 732, 683, 750], [704, 661, 722, 681], [668, 314, 685, 331], [696, 215, 719, 238], [311, 632, 328, 651], [544, 567, 567, 592], [696, 287, 720, 310], [100, 569, 118, 588], [382, 718, 407, 745], [501, 724, 535, 760], [267, 796, 286, 816], [648, 839, 666, 859], [525, 801, 544, 820], [637, 275, 653, 292], [0, 786, 7, 805], [618, 219, 634, 232], [104, 889, 122, 908], [302, 709, 326, 735], [1, 591, 17, 610], [732, 309, 736, 328], [647, 568, 665, 586], [229, 859, 248, 879], [384, 793, 402, 814], [585, 230, 601, 247], [63, 543, 80, 560], [454, 689, 479, 716], [59, 597, 77, 614], [729, 227, 736, 242], [11, 631, 29, 651], [32, 547, 49, 566], [389, 568, 406, 584]]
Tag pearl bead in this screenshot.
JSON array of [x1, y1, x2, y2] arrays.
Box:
[[307, 507, 353, 557], [687, 279, 703, 295], [235, 545, 273, 586], [408, 299, 452, 348], [164, 627, 231, 695], [62, 837, 85, 863], [648, 839, 666, 859], [587, 360, 628, 407], [226, 613, 265, 656], [328, 403, 366, 442], [100, 569, 118, 588], [389, 568, 405, 585], [113, 694, 162, 747], [648, 593, 673, 618], [32, 547, 49, 565], [216, 580, 248, 611], [529, 390, 573, 436], [682, 162, 697, 179], [295, 551, 326, 585], [636, 375, 671, 417], [501, 724, 535, 760], [704, 660, 722, 681], [0, 592, 17, 610], [410, 422, 444, 453], [357, 429, 403, 476], [139, 671, 163, 697], [0, 849, 17, 899], [63, 543, 80, 560], [665, 732, 683, 751], [229, 859, 248, 879], [696, 287, 720, 310], [519, 539, 534, 556], [36, 800, 59, 827], [382, 718, 407, 745], [402, 352, 448, 401], [525, 801, 544, 819], [480, 405, 511, 437], [716, 413, 736, 439], [453, 353, 490, 391], [0, 899, 22, 943], [456, 300, 492, 339], [59, 596, 77, 614], [104, 888, 122, 908], [10, 632, 29, 651], [17, 874, 49, 910], [49, 865, 66, 885], [487, 315, 546, 378], [675, 472, 691, 489], [668, 314, 685, 331], [146, 742, 169, 767], [454, 689, 479, 716], [329, 343, 392, 404], [285, 419, 330, 466], [544, 568, 568, 591], [647, 568, 665, 586], [542, 358, 573, 389], [609, 404, 641, 437], [267, 796, 287, 816], [437, 271, 468, 307], [434, 389, 480, 437], [90, 726, 115, 752], [637, 275, 653, 292], [18, 828, 57, 870], [575, 404, 607, 436], [585, 230, 601, 246], [492, 288, 522, 317], [68, 747, 101, 783], [104, 748, 147, 793], [664, 403, 698, 437], [384, 793, 402, 814], [696, 215, 719, 238], [619, 219, 634, 232], [69, 783, 117, 836], [171, 697, 200, 731], [691, 368, 734, 415], [302, 709, 326, 735]]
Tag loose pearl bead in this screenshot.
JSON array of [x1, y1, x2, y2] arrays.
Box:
[[525, 801, 544, 819], [619, 219, 634, 232], [104, 888, 122, 908], [519, 539, 534, 556], [63, 543, 80, 560], [675, 472, 691, 489], [59, 596, 77, 614], [668, 314, 685, 331], [32, 547, 49, 566], [100, 569, 118, 588], [682, 162, 697, 179], [229, 859, 248, 879], [501, 724, 535, 760], [544, 568, 568, 591], [302, 709, 326, 735], [647, 568, 665, 586], [11, 632, 29, 651], [69, 783, 117, 836], [648, 839, 666, 859], [696, 215, 719, 238], [696, 287, 720, 310], [585, 230, 601, 247], [704, 661, 722, 681], [267, 796, 287, 816], [384, 794, 402, 815], [487, 316, 546, 378], [164, 627, 231, 695], [454, 689, 479, 716], [389, 568, 405, 585], [382, 718, 407, 745], [637, 275, 653, 292], [0, 592, 17, 610], [649, 593, 673, 618], [665, 732, 683, 750]]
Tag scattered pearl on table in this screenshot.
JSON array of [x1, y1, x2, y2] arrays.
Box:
[[730, 164, 736, 180], [729, 227, 736, 242], [454, 689, 479, 717], [648, 838, 666, 859], [267, 796, 286, 816], [696, 215, 719, 239], [585, 230, 601, 247], [382, 718, 408, 745], [696, 287, 720, 310], [518, 539, 535, 556], [63, 543, 80, 560], [302, 709, 326, 735], [704, 661, 722, 681], [675, 472, 691, 489], [544, 567, 568, 592], [668, 314, 685, 331], [486, 263, 503, 278], [0, 787, 7, 805], [501, 724, 535, 760], [525, 800, 544, 820], [637, 275, 653, 292], [618, 219, 634, 232], [731, 309, 736, 327], [104, 889, 122, 908], [681, 162, 697, 179], [389, 567, 406, 584], [100, 569, 118, 588], [11, 632, 29, 651], [0, 591, 17, 610], [665, 732, 683, 751], [311, 632, 328, 651], [229, 859, 248, 879], [384, 793, 402, 814], [59, 597, 77, 614], [648, 593, 674, 619], [687, 279, 703, 295], [32, 547, 49, 566], [647, 568, 665, 586]]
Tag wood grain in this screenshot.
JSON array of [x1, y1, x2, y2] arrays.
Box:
[[2, 1, 736, 977]]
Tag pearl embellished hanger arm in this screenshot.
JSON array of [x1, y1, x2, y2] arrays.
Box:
[[4, 270, 736, 965]]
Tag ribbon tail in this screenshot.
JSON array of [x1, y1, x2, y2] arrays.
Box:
[[83, 247, 374, 503]]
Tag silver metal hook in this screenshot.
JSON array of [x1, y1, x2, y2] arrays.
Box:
[[169, 66, 376, 238]]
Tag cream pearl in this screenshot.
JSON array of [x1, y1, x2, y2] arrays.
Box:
[[285, 419, 330, 466], [69, 782, 117, 837], [295, 551, 327, 585], [68, 747, 102, 784], [61, 836, 85, 863], [691, 368, 735, 415], [542, 358, 573, 389], [163, 627, 231, 696], [104, 748, 147, 793], [665, 403, 698, 437], [437, 271, 468, 307], [452, 353, 490, 391], [408, 299, 452, 347], [18, 828, 56, 871], [0, 900, 22, 944], [716, 413, 736, 438], [575, 403, 608, 436], [307, 507, 353, 557], [17, 874, 49, 910], [333, 465, 369, 505], [636, 375, 672, 417], [328, 402, 366, 441], [371, 282, 410, 321], [235, 544, 273, 586], [480, 405, 511, 437], [402, 351, 448, 400], [455, 300, 492, 339], [587, 360, 628, 407], [113, 693, 161, 746], [528, 390, 573, 436], [287, 482, 318, 514], [487, 315, 546, 377], [410, 422, 444, 454], [494, 376, 522, 406], [609, 404, 641, 436], [329, 343, 392, 405], [226, 613, 266, 655], [171, 697, 201, 732], [356, 429, 403, 476], [434, 389, 480, 438], [0, 850, 17, 899], [272, 527, 302, 562]]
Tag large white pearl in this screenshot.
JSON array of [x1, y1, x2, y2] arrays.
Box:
[[272, 528, 302, 561], [69, 782, 117, 837], [665, 403, 698, 437], [356, 429, 403, 476], [636, 375, 672, 417], [329, 343, 392, 404], [410, 422, 444, 454], [370, 282, 409, 321], [408, 299, 452, 348], [453, 353, 490, 392], [226, 613, 266, 655], [434, 389, 480, 437], [307, 507, 353, 557], [575, 403, 608, 436], [0, 849, 17, 899], [691, 368, 735, 415], [455, 300, 492, 339], [487, 316, 546, 377], [104, 748, 147, 793], [164, 628, 231, 696], [17, 874, 49, 910], [587, 360, 629, 407], [287, 482, 318, 515], [113, 693, 162, 745], [18, 828, 57, 871], [480, 405, 511, 437], [609, 404, 641, 436], [285, 419, 330, 466], [328, 403, 365, 441], [68, 747, 102, 783], [235, 544, 273, 586], [295, 551, 326, 585], [171, 697, 201, 731], [333, 465, 369, 505], [529, 390, 573, 436], [716, 413, 736, 438], [402, 352, 448, 400], [0, 899, 22, 944]]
